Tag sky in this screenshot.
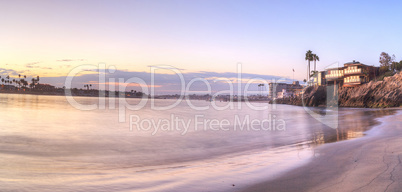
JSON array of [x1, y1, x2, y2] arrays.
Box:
[[1, 0, 402, 94]]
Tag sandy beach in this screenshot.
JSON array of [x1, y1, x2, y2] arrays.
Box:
[[242, 109, 402, 192]]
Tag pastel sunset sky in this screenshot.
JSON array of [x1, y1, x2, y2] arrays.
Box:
[[1, 0, 401, 93]]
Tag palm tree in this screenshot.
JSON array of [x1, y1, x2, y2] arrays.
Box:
[[29, 81, 34, 89], [22, 75, 26, 88], [35, 76, 40, 88], [305, 50, 313, 81], [31, 78, 37, 90], [23, 80, 28, 88], [312, 54, 320, 76]]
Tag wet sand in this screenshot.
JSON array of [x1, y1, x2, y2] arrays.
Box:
[[242, 109, 402, 192]]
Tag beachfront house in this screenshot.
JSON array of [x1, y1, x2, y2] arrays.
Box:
[[343, 61, 378, 87], [325, 67, 344, 86], [34, 84, 56, 92], [324, 61, 378, 87], [277, 89, 294, 99], [311, 71, 326, 86], [268, 81, 303, 99]]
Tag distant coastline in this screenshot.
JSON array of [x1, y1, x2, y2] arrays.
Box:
[[0, 89, 270, 102]]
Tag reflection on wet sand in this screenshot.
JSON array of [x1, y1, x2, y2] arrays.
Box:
[[309, 108, 397, 145]]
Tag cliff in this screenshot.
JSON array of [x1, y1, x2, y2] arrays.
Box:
[[272, 71, 402, 108]]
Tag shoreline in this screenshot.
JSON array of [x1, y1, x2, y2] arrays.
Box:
[[241, 109, 402, 192]]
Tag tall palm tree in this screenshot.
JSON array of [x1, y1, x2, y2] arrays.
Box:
[[24, 79, 28, 88], [23, 75, 26, 88], [31, 78, 37, 90], [305, 50, 313, 81], [312, 54, 320, 75]]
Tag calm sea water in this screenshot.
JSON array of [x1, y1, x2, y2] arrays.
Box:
[[0, 94, 395, 191]]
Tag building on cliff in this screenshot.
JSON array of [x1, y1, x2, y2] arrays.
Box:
[[325, 66, 345, 86], [311, 71, 326, 86], [270, 61, 378, 99], [342, 61, 378, 87], [323, 61, 379, 87]]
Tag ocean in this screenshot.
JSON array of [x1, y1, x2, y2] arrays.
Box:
[[0, 93, 395, 191]]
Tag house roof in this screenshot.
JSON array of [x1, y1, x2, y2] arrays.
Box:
[[344, 61, 362, 65], [343, 61, 376, 68], [326, 66, 345, 70]]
